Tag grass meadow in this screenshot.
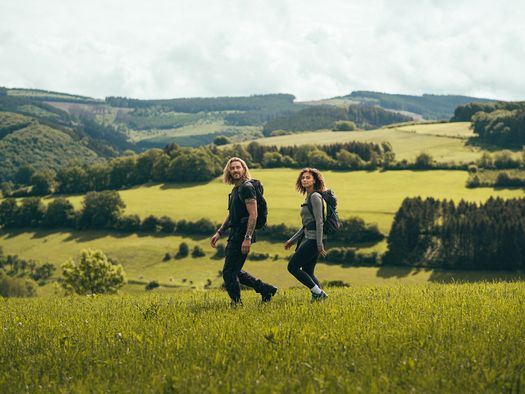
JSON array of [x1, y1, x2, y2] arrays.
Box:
[[4, 228, 523, 295], [1, 284, 524, 393], [39, 169, 525, 234], [244, 122, 522, 163]]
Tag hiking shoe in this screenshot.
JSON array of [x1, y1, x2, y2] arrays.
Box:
[[310, 290, 328, 303], [230, 300, 243, 308], [261, 285, 278, 303]]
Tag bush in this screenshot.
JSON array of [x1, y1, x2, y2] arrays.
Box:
[[141, 215, 160, 232], [213, 136, 230, 145], [466, 175, 481, 188], [247, 252, 270, 261], [159, 216, 176, 233], [414, 152, 433, 169], [322, 280, 350, 288], [176, 243, 189, 259], [0, 274, 37, 297], [115, 214, 141, 232], [333, 121, 357, 131], [213, 244, 226, 259], [163, 253, 172, 262], [145, 280, 160, 291], [191, 245, 206, 258], [61, 249, 126, 295]]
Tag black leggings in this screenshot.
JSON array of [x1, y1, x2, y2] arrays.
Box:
[[287, 239, 321, 289]]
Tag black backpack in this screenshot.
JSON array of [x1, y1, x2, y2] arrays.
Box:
[[307, 189, 341, 234], [239, 179, 268, 229]]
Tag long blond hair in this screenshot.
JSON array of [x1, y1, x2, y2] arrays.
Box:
[[223, 157, 252, 184]]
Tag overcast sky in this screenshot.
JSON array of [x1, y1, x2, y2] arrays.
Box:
[[1, 0, 524, 101]]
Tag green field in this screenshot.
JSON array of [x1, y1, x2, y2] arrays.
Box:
[[39, 169, 525, 234], [5, 228, 522, 295], [1, 284, 524, 393], [243, 123, 511, 163], [3, 168, 524, 292]]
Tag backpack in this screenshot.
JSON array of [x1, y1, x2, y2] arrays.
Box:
[[239, 179, 268, 229], [306, 189, 341, 234]]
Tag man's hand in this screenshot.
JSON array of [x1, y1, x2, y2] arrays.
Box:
[[211, 232, 221, 248], [319, 247, 327, 257], [241, 239, 251, 255], [284, 241, 292, 250]]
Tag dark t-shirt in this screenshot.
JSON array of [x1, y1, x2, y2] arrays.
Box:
[[228, 181, 257, 243]]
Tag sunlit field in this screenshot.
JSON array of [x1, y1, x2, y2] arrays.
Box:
[[36, 169, 525, 234], [1, 284, 524, 393]]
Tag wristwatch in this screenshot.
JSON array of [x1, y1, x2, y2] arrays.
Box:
[[244, 235, 252, 240]]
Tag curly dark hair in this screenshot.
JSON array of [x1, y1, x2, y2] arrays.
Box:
[[295, 168, 327, 194]]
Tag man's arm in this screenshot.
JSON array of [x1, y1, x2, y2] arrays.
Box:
[[241, 198, 257, 254], [211, 213, 230, 248], [244, 199, 257, 238]]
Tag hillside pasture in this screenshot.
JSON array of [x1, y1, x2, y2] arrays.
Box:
[[244, 123, 488, 163], [38, 169, 525, 234], [1, 284, 524, 392]]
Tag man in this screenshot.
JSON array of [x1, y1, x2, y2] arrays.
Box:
[[210, 157, 277, 305]]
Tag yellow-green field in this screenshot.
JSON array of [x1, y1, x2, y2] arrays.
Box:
[[391, 122, 476, 137], [5, 228, 521, 295], [243, 122, 515, 163], [3, 168, 525, 292], [40, 169, 525, 234], [1, 284, 524, 393]]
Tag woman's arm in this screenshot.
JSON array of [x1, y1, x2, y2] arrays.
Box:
[[286, 226, 304, 245]]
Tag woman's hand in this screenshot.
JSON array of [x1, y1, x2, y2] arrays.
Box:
[[284, 241, 292, 250], [319, 247, 327, 257]]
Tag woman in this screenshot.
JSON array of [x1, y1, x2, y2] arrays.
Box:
[[284, 168, 329, 301]]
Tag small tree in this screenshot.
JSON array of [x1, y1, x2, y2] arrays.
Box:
[[30, 170, 56, 195], [414, 152, 433, 169], [213, 136, 230, 146], [44, 197, 76, 227], [191, 245, 206, 258], [213, 244, 226, 259], [333, 120, 357, 131], [176, 242, 189, 259], [145, 280, 160, 291], [1, 181, 13, 198], [61, 249, 126, 295]]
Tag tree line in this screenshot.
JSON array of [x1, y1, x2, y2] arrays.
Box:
[[263, 104, 412, 136], [0, 247, 55, 297], [0, 190, 384, 244], [383, 196, 525, 270], [2, 141, 394, 196], [451, 101, 525, 148]]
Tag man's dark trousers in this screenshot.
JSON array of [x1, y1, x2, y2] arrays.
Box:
[[223, 240, 269, 303]]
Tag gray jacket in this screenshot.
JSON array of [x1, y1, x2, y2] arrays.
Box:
[[287, 192, 325, 250]]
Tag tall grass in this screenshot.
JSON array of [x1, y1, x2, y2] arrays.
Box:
[[1, 284, 524, 393]]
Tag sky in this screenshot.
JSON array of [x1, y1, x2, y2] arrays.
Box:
[[1, 0, 524, 101]]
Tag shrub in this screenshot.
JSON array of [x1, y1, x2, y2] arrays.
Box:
[[145, 280, 160, 291], [141, 215, 160, 233], [247, 252, 270, 261], [466, 175, 481, 188], [213, 244, 226, 259], [0, 274, 37, 297], [213, 136, 231, 145], [191, 246, 206, 258], [333, 121, 357, 131], [61, 249, 126, 295], [176, 243, 189, 259], [414, 152, 433, 169]]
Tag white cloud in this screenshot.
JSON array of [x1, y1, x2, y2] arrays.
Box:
[[0, 0, 524, 101]]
